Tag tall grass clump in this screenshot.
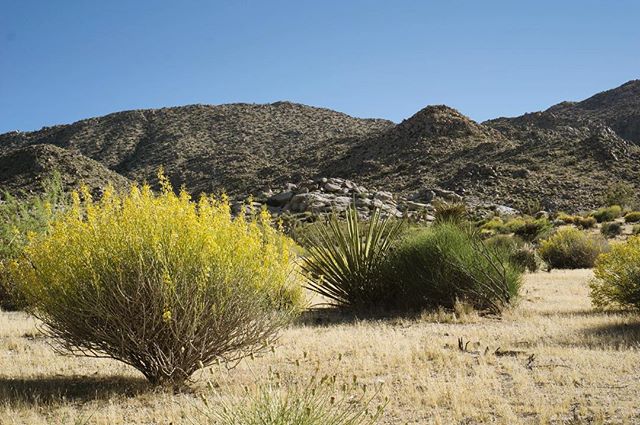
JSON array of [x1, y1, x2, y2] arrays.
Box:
[[0, 173, 67, 311], [300, 206, 403, 310], [386, 224, 522, 314], [10, 176, 301, 387], [538, 228, 608, 269], [590, 236, 640, 310], [484, 235, 539, 273], [433, 201, 467, 224], [204, 373, 385, 425]]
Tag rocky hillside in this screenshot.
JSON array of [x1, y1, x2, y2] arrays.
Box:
[[1, 81, 639, 212], [0, 144, 131, 196], [0, 102, 392, 196]]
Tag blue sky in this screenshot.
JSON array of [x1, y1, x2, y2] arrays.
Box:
[[1, 0, 639, 133]]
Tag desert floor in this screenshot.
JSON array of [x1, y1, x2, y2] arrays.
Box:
[[1, 269, 639, 424]]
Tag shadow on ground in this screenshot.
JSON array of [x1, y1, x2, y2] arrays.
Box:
[[578, 320, 640, 349], [0, 375, 150, 405]]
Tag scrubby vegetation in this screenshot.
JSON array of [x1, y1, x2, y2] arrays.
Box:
[[574, 215, 597, 229], [538, 228, 608, 269], [624, 211, 640, 223], [590, 236, 640, 310], [0, 173, 68, 311], [484, 235, 539, 273], [591, 205, 623, 223], [433, 201, 467, 224], [9, 176, 301, 386], [600, 221, 623, 238], [601, 181, 636, 208]]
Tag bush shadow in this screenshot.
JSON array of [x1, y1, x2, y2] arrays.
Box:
[[0, 375, 151, 405], [577, 320, 640, 349], [295, 306, 422, 327]]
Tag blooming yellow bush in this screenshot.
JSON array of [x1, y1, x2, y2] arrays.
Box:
[[590, 236, 640, 310], [12, 175, 302, 386]]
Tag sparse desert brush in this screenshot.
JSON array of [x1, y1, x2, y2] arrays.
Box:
[[574, 215, 597, 229], [555, 212, 576, 224], [591, 205, 623, 223], [624, 211, 640, 223], [600, 221, 623, 238], [633, 224, 640, 235], [300, 206, 403, 310], [601, 181, 636, 208], [385, 223, 522, 314], [484, 234, 539, 272], [204, 372, 385, 425], [0, 172, 67, 311], [479, 217, 508, 235], [538, 228, 608, 269], [10, 175, 301, 386], [590, 236, 640, 310]]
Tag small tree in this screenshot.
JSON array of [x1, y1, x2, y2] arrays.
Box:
[[11, 177, 301, 387]]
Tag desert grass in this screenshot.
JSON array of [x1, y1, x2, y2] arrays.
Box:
[[1, 270, 639, 424]]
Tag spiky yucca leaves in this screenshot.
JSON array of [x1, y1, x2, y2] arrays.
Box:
[[300, 206, 403, 310]]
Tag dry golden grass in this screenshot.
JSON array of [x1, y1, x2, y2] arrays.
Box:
[[1, 269, 639, 424]]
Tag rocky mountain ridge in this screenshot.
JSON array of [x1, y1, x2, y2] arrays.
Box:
[[1, 80, 639, 212]]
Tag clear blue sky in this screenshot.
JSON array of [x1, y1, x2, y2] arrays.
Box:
[[1, 0, 639, 133]]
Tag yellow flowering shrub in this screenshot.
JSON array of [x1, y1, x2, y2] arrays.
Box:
[[590, 236, 640, 310], [12, 175, 302, 386]]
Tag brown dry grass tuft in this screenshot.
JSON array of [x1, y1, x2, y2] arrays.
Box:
[[1, 270, 639, 424]]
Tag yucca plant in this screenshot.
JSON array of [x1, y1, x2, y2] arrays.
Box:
[[299, 206, 403, 310]]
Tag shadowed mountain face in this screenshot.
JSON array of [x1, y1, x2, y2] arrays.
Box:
[[1, 81, 639, 211]]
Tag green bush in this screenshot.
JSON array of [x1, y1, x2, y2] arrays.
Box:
[[511, 218, 552, 242], [590, 236, 640, 310], [385, 224, 522, 314], [206, 373, 385, 425], [300, 206, 403, 310], [484, 235, 539, 273], [0, 173, 67, 311], [11, 178, 301, 387], [633, 225, 640, 235], [624, 212, 640, 223], [591, 205, 623, 223], [538, 228, 608, 269], [600, 221, 623, 238], [575, 216, 597, 229], [555, 213, 576, 224]]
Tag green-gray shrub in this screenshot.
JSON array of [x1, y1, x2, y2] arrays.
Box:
[[624, 212, 640, 223], [485, 235, 539, 273], [539, 228, 608, 269], [591, 205, 623, 223], [385, 223, 523, 314], [600, 221, 622, 238]]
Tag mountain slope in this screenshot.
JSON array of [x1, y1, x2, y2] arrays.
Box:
[[0, 144, 131, 195], [0, 102, 393, 196], [1, 81, 639, 211]]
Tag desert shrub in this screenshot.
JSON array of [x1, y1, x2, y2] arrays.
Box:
[[556, 213, 576, 224], [485, 235, 539, 273], [591, 205, 623, 223], [385, 223, 522, 314], [0, 173, 67, 311], [433, 201, 467, 224], [574, 216, 597, 229], [511, 218, 552, 242], [10, 178, 301, 386], [633, 225, 640, 235], [206, 373, 385, 425], [300, 206, 404, 310], [601, 181, 636, 208], [590, 236, 640, 310], [600, 221, 623, 238], [624, 212, 640, 223], [538, 228, 608, 269]]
